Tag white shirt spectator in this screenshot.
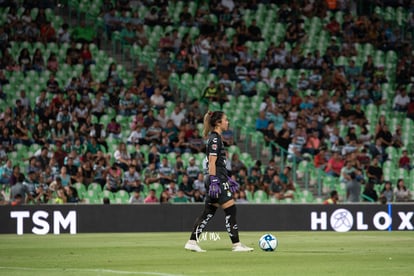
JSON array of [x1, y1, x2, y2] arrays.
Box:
[[150, 93, 165, 108], [156, 111, 169, 129], [73, 105, 89, 121], [199, 37, 211, 55], [91, 96, 105, 113], [327, 99, 341, 114], [193, 178, 206, 194], [297, 77, 310, 90], [260, 67, 271, 84], [170, 107, 185, 127], [393, 92, 410, 110], [127, 128, 144, 144], [57, 27, 71, 44], [221, 0, 235, 11]]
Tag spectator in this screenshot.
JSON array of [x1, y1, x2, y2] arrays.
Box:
[[103, 197, 111, 204], [323, 190, 339, 204], [106, 118, 122, 139], [380, 181, 394, 203], [145, 120, 162, 144], [255, 110, 269, 132], [103, 8, 123, 39], [0, 159, 13, 185], [368, 138, 387, 164], [314, 147, 328, 169], [122, 165, 142, 193], [170, 104, 186, 128], [279, 166, 295, 199], [187, 129, 204, 154], [269, 174, 285, 200], [192, 172, 206, 199], [144, 188, 159, 203], [362, 182, 378, 202], [184, 157, 198, 181], [159, 189, 171, 203], [325, 151, 345, 177], [222, 127, 235, 147], [57, 23, 71, 43], [394, 178, 411, 202], [25, 171, 40, 203], [80, 43, 95, 66], [391, 127, 404, 149], [53, 187, 68, 204], [127, 123, 146, 145], [346, 172, 361, 203], [18, 48, 31, 73], [172, 189, 189, 203], [240, 75, 256, 97], [325, 16, 341, 37], [287, 136, 304, 163], [302, 130, 321, 156], [114, 142, 131, 171], [105, 164, 122, 192], [159, 157, 175, 186], [365, 156, 383, 185], [398, 149, 411, 170], [262, 121, 278, 157], [129, 189, 144, 204], [65, 186, 80, 203], [230, 153, 247, 176], [178, 173, 194, 199], [143, 162, 160, 188], [46, 52, 59, 73], [393, 89, 410, 112], [375, 124, 393, 150], [39, 21, 56, 43], [192, 189, 204, 202], [32, 48, 45, 73], [247, 19, 262, 41]]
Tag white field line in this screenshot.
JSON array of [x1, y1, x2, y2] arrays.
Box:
[[0, 266, 186, 276]]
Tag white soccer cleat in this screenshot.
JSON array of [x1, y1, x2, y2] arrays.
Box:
[[232, 242, 254, 252], [184, 240, 206, 252]]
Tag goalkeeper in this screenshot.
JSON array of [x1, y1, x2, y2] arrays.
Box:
[[184, 111, 253, 252]]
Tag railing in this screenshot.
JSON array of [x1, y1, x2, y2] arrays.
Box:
[[236, 126, 328, 198]]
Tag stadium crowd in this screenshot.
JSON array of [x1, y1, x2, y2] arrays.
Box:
[[0, 0, 413, 206]]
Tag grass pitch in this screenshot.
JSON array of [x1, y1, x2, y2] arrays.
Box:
[[0, 231, 413, 276]]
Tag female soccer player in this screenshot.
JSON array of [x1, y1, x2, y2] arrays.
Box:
[[184, 111, 253, 252]]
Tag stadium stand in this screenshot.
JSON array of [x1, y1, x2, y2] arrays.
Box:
[[0, 0, 413, 205]]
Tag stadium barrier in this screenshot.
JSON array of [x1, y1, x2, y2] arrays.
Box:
[[1, 204, 413, 235]]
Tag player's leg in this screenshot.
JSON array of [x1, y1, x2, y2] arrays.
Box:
[[222, 200, 253, 252], [185, 203, 217, 252]]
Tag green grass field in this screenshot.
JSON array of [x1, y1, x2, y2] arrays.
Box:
[[0, 231, 413, 276]]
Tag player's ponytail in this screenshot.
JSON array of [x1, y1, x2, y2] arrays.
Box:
[[203, 110, 224, 138], [203, 111, 213, 138]]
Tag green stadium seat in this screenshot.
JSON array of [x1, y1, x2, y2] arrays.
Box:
[[83, 190, 101, 204], [253, 190, 268, 203], [114, 190, 130, 204], [299, 189, 314, 203], [88, 182, 103, 193], [73, 182, 87, 197], [101, 190, 115, 201], [149, 183, 164, 199], [296, 160, 313, 180], [244, 190, 254, 202], [382, 161, 395, 182], [322, 175, 339, 194]]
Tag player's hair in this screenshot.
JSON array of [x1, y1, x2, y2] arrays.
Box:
[[203, 110, 224, 138]]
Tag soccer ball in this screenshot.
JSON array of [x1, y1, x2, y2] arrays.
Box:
[[258, 233, 278, 251]]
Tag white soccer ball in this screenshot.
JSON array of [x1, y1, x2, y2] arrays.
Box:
[[258, 233, 278, 252]]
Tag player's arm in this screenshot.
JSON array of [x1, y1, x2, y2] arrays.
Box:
[[208, 154, 217, 176]]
